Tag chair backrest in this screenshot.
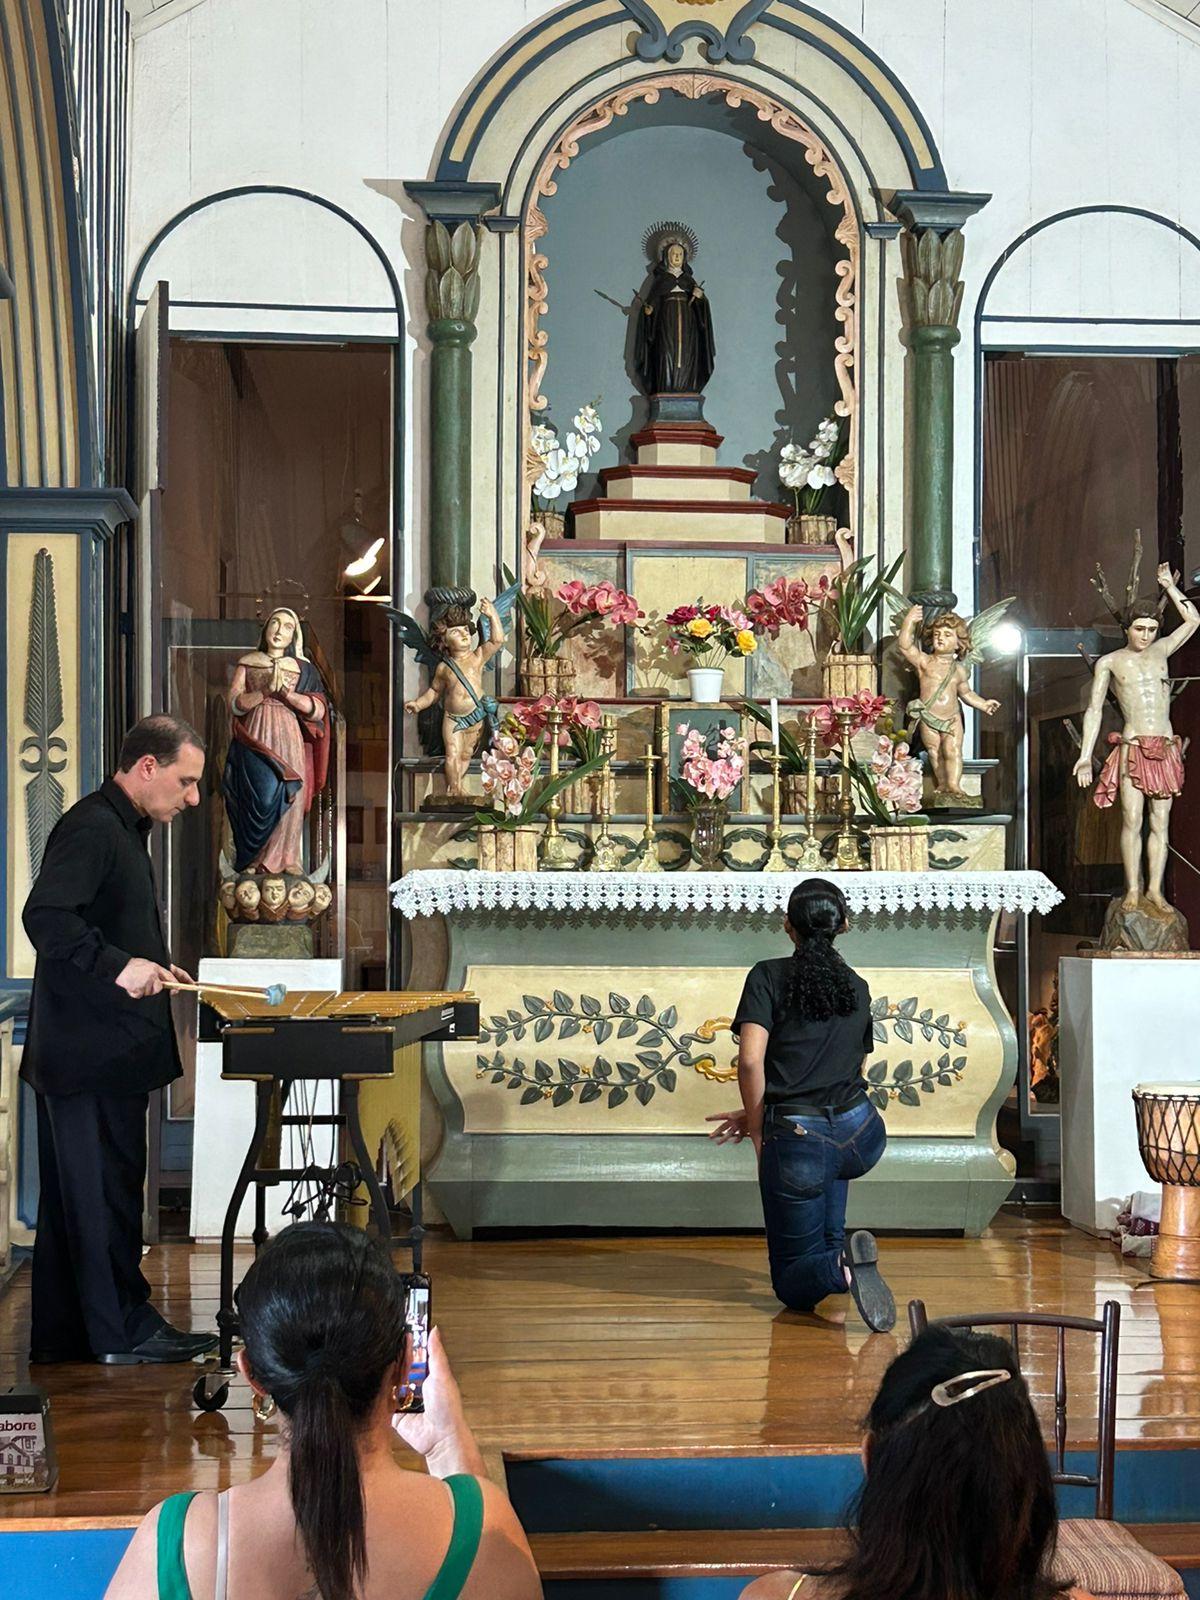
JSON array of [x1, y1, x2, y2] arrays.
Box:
[[907, 1298, 1120, 1520]]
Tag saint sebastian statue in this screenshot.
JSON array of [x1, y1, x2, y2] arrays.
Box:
[[1073, 563, 1198, 914]]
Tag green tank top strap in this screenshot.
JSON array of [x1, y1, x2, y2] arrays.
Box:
[[156, 1491, 198, 1600], [422, 1473, 484, 1600]]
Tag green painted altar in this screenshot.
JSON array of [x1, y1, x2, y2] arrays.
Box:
[[391, 869, 1061, 1238]]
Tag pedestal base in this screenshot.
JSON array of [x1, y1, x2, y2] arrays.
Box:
[[1100, 896, 1190, 953], [1150, 1186, 1200, 1280]]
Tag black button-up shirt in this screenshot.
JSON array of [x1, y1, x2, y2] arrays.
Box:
[[21, 778, 182, 1096]]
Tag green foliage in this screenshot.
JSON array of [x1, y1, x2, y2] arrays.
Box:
[[829, 552, 906, 653]]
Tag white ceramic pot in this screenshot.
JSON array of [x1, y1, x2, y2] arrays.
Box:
[[687, 667, 725, 704]]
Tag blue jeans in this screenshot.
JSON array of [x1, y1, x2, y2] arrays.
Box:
[[758, 1099, 887, 1311]]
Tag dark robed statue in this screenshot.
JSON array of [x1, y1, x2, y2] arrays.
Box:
[[633, 221, 715, 397]]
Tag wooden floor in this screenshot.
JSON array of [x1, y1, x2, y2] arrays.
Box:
[[1, 1210, 1197, 1522]]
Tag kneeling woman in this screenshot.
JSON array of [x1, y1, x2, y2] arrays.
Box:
[[714, 878, 893, 1330]]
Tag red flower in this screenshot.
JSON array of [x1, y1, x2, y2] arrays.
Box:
[[665, 604, 700, 625]]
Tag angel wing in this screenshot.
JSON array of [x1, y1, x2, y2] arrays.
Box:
[[383, 608, 442, 673], [480, 577, 522, 643], [963, 597, 1016, 667], [884, 586, 914, 635]]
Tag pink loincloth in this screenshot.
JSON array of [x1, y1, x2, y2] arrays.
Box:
[[1093, 733, 1185, 809]]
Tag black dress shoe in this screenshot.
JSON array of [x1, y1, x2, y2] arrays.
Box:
[[97, 1328, 218, 1365], [844, 1229, 896, 1333], [29, 1346, 94, 1364]]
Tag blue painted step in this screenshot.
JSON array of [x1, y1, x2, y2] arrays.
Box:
[[509, 1449, 1200, 1533]]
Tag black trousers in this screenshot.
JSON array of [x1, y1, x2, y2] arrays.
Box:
[[31, 1091, 163, 1356]]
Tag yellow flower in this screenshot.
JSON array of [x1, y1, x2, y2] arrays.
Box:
[[687, 616, 713, 639], [735, 630, 757, 654]]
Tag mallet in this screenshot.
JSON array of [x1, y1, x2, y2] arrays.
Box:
[[165, 978, 288, 1007]]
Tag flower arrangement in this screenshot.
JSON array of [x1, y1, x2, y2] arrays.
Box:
[[509, 694, 604, 763], [828, 552, 906, 655], [665, 602, 758, 665], [779, 414, 846, 517], [672, 721, 747, 809], [744, 574, 831, 637], [809, 689, 890, 747], [505, 566, 643, 662], [530, 402, 602, 513], [474, 718, 605, 831], [861, 733, 924, 820]]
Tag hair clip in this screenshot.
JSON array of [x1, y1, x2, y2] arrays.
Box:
[[931, 1368, 1012, 1407]]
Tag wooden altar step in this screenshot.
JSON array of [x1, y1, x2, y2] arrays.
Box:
[[571, 493, 789, 543]]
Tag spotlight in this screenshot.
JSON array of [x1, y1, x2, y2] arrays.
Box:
[[343, 536, 387, 598], [990, 621, 1023, 656]]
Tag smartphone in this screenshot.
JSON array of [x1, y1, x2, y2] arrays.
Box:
[[396, 1271, 431, 1414]]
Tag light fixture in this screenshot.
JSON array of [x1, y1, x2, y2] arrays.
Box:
[[344, 536, 386, 596], [990, 621, 1023, 656]]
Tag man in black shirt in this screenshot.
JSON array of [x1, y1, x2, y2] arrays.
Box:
[[22, 715, 216, 1364]]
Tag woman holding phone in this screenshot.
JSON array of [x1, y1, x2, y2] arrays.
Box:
[[709, 878, 894, 1331], [104, 1222, 541, 1600]]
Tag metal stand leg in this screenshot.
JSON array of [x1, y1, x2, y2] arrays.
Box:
[[217, 1081, 272, 1368], [342, 1080, 392, 1241], [409, 1177, 424, 1273]]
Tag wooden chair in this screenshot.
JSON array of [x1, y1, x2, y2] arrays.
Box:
[[907, 1300, 1184, 1600]]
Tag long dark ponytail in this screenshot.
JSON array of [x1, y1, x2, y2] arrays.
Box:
[[826, 1326, 1067, 1600], [235, 1222, 407, 1600], [784, 878, 858, 1020]]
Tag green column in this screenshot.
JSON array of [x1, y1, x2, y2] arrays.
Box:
[[428, 314, 476, 590], [401, 183, 502, 594], [423, 221, 484, 592], [890, 191, 990, 613], [909, 322, 960, 606]]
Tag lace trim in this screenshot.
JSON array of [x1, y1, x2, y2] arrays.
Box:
[[390, 869, 1063, 920]]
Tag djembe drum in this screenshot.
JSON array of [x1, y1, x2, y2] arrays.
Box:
[[1132, 1084, 1200, 1280]]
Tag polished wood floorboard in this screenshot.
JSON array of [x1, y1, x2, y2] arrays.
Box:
[[1, 1212, 1196, 1521]]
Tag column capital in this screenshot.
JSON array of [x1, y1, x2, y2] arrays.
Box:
[[887, 190, 990, 237], [403, 180, 502, 228]]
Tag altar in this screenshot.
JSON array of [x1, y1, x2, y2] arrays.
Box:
[[391, 868, 1061, 1238]]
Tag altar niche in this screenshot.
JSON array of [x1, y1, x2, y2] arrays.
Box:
[[528, 81, 856, 533]]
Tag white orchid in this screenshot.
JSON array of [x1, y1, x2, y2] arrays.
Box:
[[780, 440, 806, 465], [780, 452, 814, 489], [534, 446, 580, 500], [573, 403, 601, 435], [816, 416, 840, 443], [530, 422, 559, 461], [567, 429, 601, 461], [806, 462, 837, 491]]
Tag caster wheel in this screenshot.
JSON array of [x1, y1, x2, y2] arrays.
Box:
[[193, 1373, 230, 1412]]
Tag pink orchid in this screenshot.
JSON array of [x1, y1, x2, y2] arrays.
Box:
[[574, 700, 602, 729], [556, 580, 590, 615]]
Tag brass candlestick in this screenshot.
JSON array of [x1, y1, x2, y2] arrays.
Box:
[[795, 714, 826, 871], [591, 713, 623, 872], [540, 705, 573, 870], [630, 744, 663, 872], [762, 750, 787, 872], [833, 707, 866, 870]]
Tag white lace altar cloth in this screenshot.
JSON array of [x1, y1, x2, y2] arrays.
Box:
[[390, 869, 1063, 920]]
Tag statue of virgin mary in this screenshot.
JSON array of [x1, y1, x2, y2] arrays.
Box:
[[633, 221, 715, 397], [222, 607, 330, 874]]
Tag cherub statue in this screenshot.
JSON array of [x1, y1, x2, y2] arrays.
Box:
[[896, 599, 1014, 807], [1072, 548, 1198, 917], [391, 584, 518, 797]]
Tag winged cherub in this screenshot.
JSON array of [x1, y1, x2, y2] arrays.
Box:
[[391, 582, 519, 797], [896, 599, 1014, 806]]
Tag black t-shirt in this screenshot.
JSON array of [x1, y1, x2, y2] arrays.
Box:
[[732, 956, 874, 1110]]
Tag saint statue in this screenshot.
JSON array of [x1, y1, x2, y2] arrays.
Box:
[[634, 222, 715, 397], [1073, 557, 1198, 922], [223, 607, 330, 874]]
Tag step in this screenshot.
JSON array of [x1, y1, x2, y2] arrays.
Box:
[[571, 496, 789, 543], [530, 1523, 1200, 1581], [600, 465, 756, 502]]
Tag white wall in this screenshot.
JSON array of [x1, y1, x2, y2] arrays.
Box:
[[127, 0, 1200, 611]]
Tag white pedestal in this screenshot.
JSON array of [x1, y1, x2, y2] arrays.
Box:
[[1058, 956, 1200, 1234], [190, 957, 342, 1241]]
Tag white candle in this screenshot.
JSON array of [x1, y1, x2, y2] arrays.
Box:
[[770, 698, 779, 751]]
